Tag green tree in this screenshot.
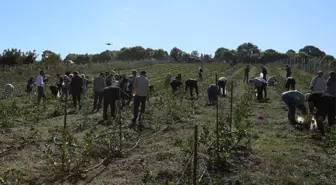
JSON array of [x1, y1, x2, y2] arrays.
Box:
[[299, 45, 326, 58], [170, 47, 183, 61], [191, 50, 199, 58], [41, 50, 62, 65]]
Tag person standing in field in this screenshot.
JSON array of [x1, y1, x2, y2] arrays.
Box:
[[119, 74, 129, 107], [281, 90, 307, 124], [126, 70, 138, 106], [310, 71, 326, 92], [261, 65, 268, 81], [325, 71, 336, 96], [243, 65, 250, 83], [92, 72, 106, 111], [36, 71, 46, 107], [197, 65, 203, 80], [55, 74, 63, 95], [70, 72, 83, 110], [105, 72, 113, 87], [285, 64, 291, 78], [81, 74, 88, 95], [26, 77, 35, 94], [131, 71, 149, 126]]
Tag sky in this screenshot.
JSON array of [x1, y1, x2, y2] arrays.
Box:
[[0, 0, 335, 59]]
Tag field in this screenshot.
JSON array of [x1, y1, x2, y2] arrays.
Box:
[[0, 61, 336, 185]]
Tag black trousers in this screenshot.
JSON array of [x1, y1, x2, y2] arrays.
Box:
[[103, 98, 116, 120], [133, 95, 147, 120], [187, 87, 199, 97], [217, 81, 226, 95], [315, 104, 336, 135], [93, 91, 103, 109], [72, 93, 81, 108], [243, 73, 249, 83], [37, 86, 46, 103], [286, 72, 291, 78]]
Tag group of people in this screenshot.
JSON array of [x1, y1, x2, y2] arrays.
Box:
[[281, 68, 336, 136], [24, 70, 150, 127], [3, 63, 335, 136]]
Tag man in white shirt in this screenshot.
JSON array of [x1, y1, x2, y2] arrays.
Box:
[[132, 71, 149, 125], [36, 71, 46, 106], [310, 71, 326, 92]]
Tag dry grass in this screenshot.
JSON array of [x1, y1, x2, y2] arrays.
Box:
[[0, 61, 335, 185]]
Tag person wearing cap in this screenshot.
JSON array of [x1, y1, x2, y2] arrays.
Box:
[[70, 72, 83, 109], [131, 71, 149, 125], [310, 71, 326, 92], [217, 76, 227, 96], [249, 77, 267, 100], [325, 71, 336, 96], [305, 92, 336, 135], [285, 77, 296, 91], [281, 90, 307, 124]]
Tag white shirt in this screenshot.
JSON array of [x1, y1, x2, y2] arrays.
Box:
[[218, 77, 226, 82], [134, 75, 149, 97], [112, 80, 120, 87], [36, 75, 44, 87], [310, 76, 326, 92]]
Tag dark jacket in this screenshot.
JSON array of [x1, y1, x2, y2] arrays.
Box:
[[70, 76, 83, 94], [103, 86, 129, 101], [326, 77, 336, 96]]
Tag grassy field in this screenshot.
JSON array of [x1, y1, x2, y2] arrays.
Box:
[[0, 61, 335, 185]]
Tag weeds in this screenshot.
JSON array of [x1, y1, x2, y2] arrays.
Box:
[[0, 168, 24, 185]]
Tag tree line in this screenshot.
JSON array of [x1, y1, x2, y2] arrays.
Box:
[[0, 42, 335, 66]]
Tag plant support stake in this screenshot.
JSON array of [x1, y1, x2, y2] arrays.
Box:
[[62, 83, 68, 172], [193, 125, 198, 185], [215, 74, 219, 162]]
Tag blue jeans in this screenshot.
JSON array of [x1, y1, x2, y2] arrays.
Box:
[[282, 95, 296, 123]]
